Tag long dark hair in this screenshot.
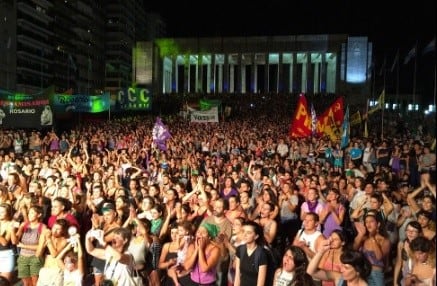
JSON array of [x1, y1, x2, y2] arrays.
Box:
[[243, 220, 266, 246], [284, 245, 315, 286]]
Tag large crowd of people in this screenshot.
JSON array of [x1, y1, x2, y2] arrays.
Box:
[[0, 94, 435, 286]]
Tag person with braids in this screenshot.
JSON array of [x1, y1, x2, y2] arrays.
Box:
[[273, 245, 315, 286]]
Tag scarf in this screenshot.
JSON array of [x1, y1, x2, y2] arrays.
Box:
[[307, 200, 318, 213]]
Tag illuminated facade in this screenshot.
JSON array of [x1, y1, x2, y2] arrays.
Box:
[[144, 35, 373, 102]]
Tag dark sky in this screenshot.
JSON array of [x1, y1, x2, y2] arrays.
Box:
[[146, 1, 435, 56], [145, 1, 436, 101]]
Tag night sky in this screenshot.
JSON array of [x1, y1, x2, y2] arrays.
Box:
[[145, 1, 436, 102]]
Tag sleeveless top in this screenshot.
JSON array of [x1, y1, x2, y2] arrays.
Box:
[[20, 223, 42, 256], [361, 248, 384, 268], [190, 248, 216, 284], [279, 195, 298, 221], [0, 221, 12, 251], [322, 204, 344, 238], [128, 238, 148, 265], [297, 230, 322, 253], [50, 138, 60, 151], [165, 250, 178, 262], [274, 269, 294, 286], [322, 254, 342, 286], [163, 250, 178, 286], [14, 139, 23, 154]]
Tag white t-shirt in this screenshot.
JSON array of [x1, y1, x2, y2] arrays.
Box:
[[64, 269, 83, 286], [103, 251, 136, 286], [274, 269, 294, 286]]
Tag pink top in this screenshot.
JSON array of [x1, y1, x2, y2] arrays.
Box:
[[190, 249, 216, 284]]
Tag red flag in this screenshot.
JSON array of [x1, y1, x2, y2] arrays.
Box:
[[315, 97, 344, 137], [289, 94, 312, 138]]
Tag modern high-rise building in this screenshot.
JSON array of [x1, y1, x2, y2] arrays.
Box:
[[0, 0, 160, 95]]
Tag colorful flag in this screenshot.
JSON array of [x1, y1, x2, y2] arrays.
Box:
[[289, 94, 312, 138], [390, 50, 399, 73], [403, 45, 416, 65], [368, 90, 385, 115], [341, 106, 350, 149], [422, 38, 435, 55], [324, 113, 341, 141], [152, 117, 172, 151], [315, 97, 344, 137], [310, 103, 317, 136], [350, 110, 362, 126]]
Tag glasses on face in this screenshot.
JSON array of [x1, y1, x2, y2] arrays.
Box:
[[406, 229, 419, 234]]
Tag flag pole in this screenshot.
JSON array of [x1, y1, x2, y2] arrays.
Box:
[[381, 90, 385, 140], [382, 58, 386, 140], [412, 41, 418, 106], [396, 54, 400, 113], [364, 98, 369, 138], [433, 62, 437, 112]]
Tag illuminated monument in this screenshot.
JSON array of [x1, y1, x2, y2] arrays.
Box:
[[137, 35, 372, 103]]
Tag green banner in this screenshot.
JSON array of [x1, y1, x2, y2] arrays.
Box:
[[199, 99, 221, 111]]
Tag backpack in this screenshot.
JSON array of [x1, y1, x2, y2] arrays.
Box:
[[238, 244, 280, 286]]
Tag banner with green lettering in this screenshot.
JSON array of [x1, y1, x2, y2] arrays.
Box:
[[52, 93, 110, 113], [115, 87, 152, 110]]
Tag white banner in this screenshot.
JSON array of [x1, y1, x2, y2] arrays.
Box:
[[190, 106, 219, 123]]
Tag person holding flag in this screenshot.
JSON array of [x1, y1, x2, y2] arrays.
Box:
[[152, 117, 172, 151]]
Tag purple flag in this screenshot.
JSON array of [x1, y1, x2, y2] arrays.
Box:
[[152, 117, 171, 151]]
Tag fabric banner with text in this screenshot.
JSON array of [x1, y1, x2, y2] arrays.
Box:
[[0, 92, 52, 128], [289, 94, 311, 138], [189, 106, 219, 123], [52, 93, 110, 113], [315, 97, 344, 137]]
